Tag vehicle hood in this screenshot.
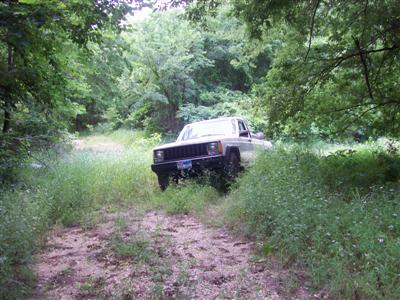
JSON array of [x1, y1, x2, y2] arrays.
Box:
[[153, 135, 229, 151]]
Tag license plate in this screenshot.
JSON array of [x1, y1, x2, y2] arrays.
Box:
[[177, 160, 192, 170]]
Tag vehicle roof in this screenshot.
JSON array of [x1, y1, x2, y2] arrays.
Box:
[[185, 117, 243, 126]]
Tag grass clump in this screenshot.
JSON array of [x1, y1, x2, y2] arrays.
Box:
[[153, 180, 220, 215], [227, 144, 400, 298], [110, 234, 154, 263], [0, 189, 47, 298]]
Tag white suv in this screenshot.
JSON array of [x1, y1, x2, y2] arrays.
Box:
[[151, 117, 272, 190]]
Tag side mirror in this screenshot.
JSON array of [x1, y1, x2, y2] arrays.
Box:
[[254, 132, 265, 140], [239, 130, 250, 137]]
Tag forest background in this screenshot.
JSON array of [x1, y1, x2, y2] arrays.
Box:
[[1, 0, 400, 299]]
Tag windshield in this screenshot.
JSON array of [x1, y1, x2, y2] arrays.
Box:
[[178, 119, 237, 141]]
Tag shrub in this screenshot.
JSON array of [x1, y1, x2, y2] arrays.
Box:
[[0, 189, 50, 298], [228, 144, 400, 298]]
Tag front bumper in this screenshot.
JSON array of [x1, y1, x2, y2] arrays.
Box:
[[151, 155, 224, 174]]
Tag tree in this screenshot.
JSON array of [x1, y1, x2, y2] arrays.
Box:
[[110, 6, 275, 133], [118, 11, 213, 132], [230, 0, 400, 137], [0, 0, 132, 133]]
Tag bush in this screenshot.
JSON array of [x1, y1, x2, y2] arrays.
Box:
[[320, 147, 400, 192], [227, 144, 400, 298], [0, 134, 29, 183], [0, 189, 50, 298]]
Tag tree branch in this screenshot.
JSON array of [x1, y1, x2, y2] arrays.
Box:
[[304, 0, 321, 61], [333, 100, 400, 135], [330, 100, 399, 113], [322, 45, 399, 62], [353, 36, 374, 101]]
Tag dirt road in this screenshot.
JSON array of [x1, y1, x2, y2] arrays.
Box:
[[30, 211, 312, 299], [29, 138, 313, 299]]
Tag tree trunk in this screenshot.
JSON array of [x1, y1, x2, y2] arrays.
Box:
[[2, 43, 13, 133]]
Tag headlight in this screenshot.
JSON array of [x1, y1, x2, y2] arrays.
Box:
[[207, 142, 222, 156], [154, 150, 164, 162]]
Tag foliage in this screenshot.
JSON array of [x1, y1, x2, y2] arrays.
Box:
[[96, 7, 275, 134], [229, 0, 400, 137], [118, 11, 214, 132], [0, 0, 133, 187], [75, 32, 131, 131], [227, 143, 400, 298], [0, 0, 132, 133]]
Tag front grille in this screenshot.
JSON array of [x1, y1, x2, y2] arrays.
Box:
[[163, 143, 208, 161]]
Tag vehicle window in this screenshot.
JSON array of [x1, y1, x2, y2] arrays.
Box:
[[179, 119, 237, 141], [238, 120, 249, 135], [238, 121, 245, 131], [238, 120, 250, 137]]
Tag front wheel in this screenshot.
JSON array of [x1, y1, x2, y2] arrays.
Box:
[[157, 173, 169, 191], [224, 152, 240, 181], [212, 152, 240, 192]]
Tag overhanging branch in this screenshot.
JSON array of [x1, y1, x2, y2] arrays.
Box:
[[304, 0, 321, 61], [353, 36, 374, 101]]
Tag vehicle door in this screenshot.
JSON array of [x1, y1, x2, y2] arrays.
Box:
[[237, 119, 254, 164]]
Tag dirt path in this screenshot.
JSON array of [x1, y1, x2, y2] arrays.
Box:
[[71, 137, 124, 153], [29, 138, 313, 299], [30, 210, 312, 300]]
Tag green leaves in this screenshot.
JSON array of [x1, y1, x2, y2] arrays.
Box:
[[108, 6, 275, 133], [18, 0, 42, 4], [231, 0, 400, 138], [0, 0, 132, 133]]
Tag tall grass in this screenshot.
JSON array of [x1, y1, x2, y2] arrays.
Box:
[[153, 180, 220, 215], [0, 131, 158, 298], [227, 144, 400, 298], [3, 129, 399, 299], [0, 130, 219, 299]]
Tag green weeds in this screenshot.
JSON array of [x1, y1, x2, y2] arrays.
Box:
[[110, 234, 154, 263], [0, 131, 157, 299], [153, 181, 220, 215], [227, 144, 400, 298], [78, 275, 107, 299], [2, 129, 399, 299]]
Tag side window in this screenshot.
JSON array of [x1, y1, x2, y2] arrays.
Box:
[[238, 121, 245, 131], [238, 120, 249, 137]]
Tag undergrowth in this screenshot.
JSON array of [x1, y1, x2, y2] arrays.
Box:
[[0, 130, 219, 299], [2, 129, 399, 299], [0, 131, 158, 298], [227, 143, 400, 298], [153, 181, 220, 215]]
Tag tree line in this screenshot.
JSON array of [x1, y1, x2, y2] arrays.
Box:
[[1, 0, 399, 142]]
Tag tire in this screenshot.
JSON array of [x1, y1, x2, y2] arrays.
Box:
[[213, 152, 240, 193], [224, 152, 240, 181], [157, 173, 169, 191]]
